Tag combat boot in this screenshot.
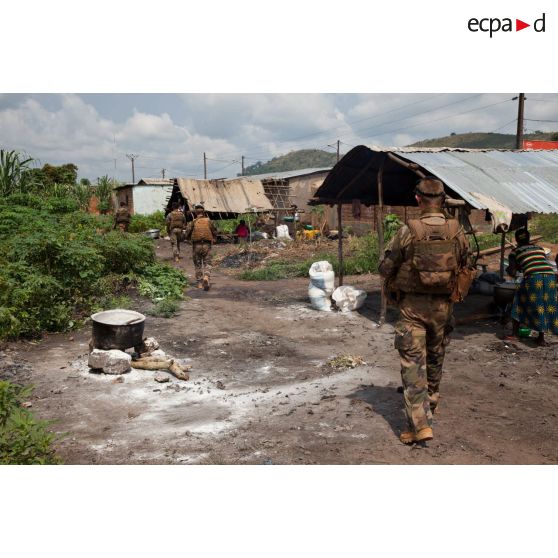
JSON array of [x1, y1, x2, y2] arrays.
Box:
[[429, 392, 440, 414], [202, 274, 210, 291], [399, 427, 433, 445]]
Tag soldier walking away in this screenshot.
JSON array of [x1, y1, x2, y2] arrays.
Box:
[[184, 203, 217, 290], [166, 202, 186, 263], [379, 177, 470, 445], [114, 201, 131, 231]]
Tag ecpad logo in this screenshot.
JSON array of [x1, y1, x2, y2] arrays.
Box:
[[468, 13, 546, 37]]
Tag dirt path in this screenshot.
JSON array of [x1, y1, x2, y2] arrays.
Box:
[[2, 240, 557, 464]]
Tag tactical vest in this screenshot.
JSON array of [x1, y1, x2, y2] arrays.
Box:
[[169, 210, 185, 230], [393, 215, 461, 294], [115, 207, 130, 223], [191, 216, 214, 242]]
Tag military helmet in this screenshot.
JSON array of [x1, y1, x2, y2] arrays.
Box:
[[415, 176, 445, 197]]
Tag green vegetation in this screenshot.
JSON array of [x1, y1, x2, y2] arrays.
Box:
[[0, 193, 187, 339], [215, 213, 259, 234], [410, 131, 558, 149], [0, 381, 62, 464], [239, 234, 380, 281], [147, 298, 181, 318], [137, 264, 188, 302], [128, 210, 167, 233], [243, 149, 336, 176], [532, 214, 558, 243], [0, 150, 37, 196]]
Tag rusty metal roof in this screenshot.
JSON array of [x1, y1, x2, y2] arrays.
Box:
[[243, 167, 332, 181], [311, 145, 558, 215], [137, 178, 174, 186], [176, 177, 273, 214]]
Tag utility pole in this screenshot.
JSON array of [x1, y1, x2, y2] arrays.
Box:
[[203, 152, 207, 179], [336, 139, 340, 162], [126, 153, 139, 183], [516, 93, 526, 149], [241, 155, 245, 176], [161, 168, 166, 179]]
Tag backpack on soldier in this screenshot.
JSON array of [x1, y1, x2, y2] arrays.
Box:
[[169, 210, 185, 230], [191, 216, 214, 242], [407, 218, 461, 294]]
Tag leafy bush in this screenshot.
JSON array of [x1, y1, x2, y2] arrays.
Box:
[[137, 264, 188, 301], [532, 214, 558, 243], [0, 196, 187, 338], [128, 211, 166, 234], [96, 232, 155, 274], [0, 381, 62, 464], [384, 213, 403, 243]]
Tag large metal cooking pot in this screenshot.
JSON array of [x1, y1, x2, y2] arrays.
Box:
[[91, 309, 146, 350], [143, 229, 160, 239], [493, 282, 518, 307]]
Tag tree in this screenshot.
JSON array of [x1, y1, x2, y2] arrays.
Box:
[[28, 163, 79, 189]]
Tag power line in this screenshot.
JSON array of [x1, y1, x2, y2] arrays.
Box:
[[490, 118, 517, 133], [345, 96, 514, 142]]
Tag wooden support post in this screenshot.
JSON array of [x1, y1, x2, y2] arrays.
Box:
[[378, 157, 387, 326], [337, 203, 344, 286], [499, 231, 506, 281]]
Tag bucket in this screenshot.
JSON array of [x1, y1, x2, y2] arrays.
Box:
[[518, 327, 531, 338]]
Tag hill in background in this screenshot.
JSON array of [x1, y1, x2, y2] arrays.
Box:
[[410, 131, 558, 149], [243, 149, 337, 176], [240, 131, 558, 176]]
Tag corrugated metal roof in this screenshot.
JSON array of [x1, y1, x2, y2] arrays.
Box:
[[137, 178, 174, 185], [176, 177, 273, 214], [396, 150, 558, 214], [311, 145, 558, 215], [243, 167, 331, 181]]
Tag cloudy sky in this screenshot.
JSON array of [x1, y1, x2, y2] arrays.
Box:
[[1, 93, 558, 182]]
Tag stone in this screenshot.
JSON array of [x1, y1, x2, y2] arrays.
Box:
[[154, 373, 170, 383], [88, 349, 131, 375], [143, 337, 160, 352], [150, 349, 167, 358]]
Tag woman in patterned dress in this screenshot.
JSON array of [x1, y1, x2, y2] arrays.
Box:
[[507, 228, 558, 346]]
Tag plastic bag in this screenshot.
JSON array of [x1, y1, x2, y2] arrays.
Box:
[[276, 224, 291, 240], [308, 261, 335, 311], [309, 261, 335, 293], [309, 284, 332, 312], [332, 285, 367, 312]]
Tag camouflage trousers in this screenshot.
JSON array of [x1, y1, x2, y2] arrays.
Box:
[[170, 228, 182, 258], [193, 241, 212, 281], [394, 293, 454, 432], [117, 222, 129, 232]]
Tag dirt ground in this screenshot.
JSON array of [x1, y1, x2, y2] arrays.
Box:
[[1, 239, 557, 464]]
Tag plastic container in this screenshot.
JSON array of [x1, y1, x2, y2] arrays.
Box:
[[518, 327, 531, 338]]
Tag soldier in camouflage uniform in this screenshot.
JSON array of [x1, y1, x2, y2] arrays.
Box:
[[184, 204, 217, 290], [166, 202, 186, 263], [114, 202, 131, 231], [379, 177, 469, 444]]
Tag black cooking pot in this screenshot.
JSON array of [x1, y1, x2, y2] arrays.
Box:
[[91, 309, 146, 350], [493, 282, 518, 307]]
